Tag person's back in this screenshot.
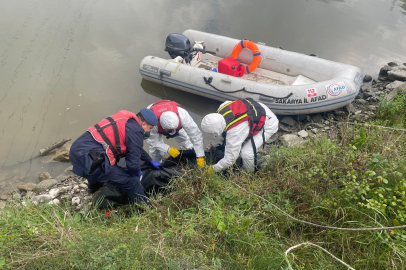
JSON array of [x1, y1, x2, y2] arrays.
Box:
[[69, 109, 160, 205], [201, 99, 278, 172]]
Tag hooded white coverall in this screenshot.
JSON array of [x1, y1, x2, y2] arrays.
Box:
[[146, 104, 205, 162], [211, 101, 278, 172]]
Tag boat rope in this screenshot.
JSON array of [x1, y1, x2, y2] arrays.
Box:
[[285, 242, 355, 270], [203, 76, 293, 100], [232, 181, 406, 231]]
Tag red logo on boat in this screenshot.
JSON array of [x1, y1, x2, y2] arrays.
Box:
[[306, 88, 317, 97]]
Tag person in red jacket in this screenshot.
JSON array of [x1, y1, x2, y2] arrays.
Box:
[[147, 100, 206, 168], [69, 109, 160, 205]]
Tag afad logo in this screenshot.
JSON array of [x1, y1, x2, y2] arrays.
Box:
[[325, 82, 346, 96]]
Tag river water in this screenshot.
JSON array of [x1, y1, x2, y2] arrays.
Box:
[[1, 0, 406, 192]]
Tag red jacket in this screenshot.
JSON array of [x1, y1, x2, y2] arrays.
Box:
[[217, 98, 266, 137], [150, 100, 182, 135], [87, 110, 139, 165]]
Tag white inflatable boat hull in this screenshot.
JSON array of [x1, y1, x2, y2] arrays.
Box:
[[140, 30, 363, 115]]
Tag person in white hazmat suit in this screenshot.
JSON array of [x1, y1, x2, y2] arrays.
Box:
[[201, 98, 278, 172], [147, 100, 206, 168]]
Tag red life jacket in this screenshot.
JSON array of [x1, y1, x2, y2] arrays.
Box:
[[217, 98, 266, 138], [150, 100, 182, 137], [87, 110, 139, 165]]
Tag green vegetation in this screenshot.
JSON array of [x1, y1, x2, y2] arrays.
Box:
[[1, 97, 406, 269], [375, 91, 406, 128]]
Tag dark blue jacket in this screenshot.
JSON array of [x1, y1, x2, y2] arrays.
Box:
[[70, 118, 151, 179]]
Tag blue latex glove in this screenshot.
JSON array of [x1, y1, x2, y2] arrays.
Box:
[[150, 160, 161, 170], [138, 171, 142, 178]]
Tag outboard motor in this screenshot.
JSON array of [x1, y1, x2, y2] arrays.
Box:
[[165, 33, 193, 59]]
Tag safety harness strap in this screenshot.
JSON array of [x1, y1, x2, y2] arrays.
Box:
[[94, 120, 121, 163], [107, 117, 121, 156]]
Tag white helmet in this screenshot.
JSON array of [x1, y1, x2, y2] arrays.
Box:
[[160, 111, 179, 130], [201, 113, 226, 136]]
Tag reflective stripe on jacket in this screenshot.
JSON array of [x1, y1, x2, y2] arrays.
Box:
[[217, 98, 266, 137]]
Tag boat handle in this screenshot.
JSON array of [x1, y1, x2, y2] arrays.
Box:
[[221, 78, 232, 83], [159, 69, 171, 77]]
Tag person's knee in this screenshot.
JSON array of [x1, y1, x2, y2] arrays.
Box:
[[241, 148, 254, 161]]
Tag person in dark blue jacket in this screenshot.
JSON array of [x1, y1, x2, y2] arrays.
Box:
[[69, 109, 160, 205]]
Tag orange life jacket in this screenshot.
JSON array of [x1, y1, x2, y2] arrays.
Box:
[[217, 98, 266, 138], [150, 100, 182, 138], [87, 110, 139, 165]]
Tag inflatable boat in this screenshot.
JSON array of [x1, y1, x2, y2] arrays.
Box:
[[139, 29, 363, 115]]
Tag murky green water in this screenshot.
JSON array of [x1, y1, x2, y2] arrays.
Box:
[[1, 0, 406, 191]]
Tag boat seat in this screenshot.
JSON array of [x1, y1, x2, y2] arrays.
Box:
[[291, 75, 316, 86]]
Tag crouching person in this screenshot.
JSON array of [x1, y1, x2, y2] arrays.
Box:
[[146, 100, 206, 168], [69, 109, 161, 206], [201, 98, 278, 172]]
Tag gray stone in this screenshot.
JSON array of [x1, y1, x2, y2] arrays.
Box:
[[281, 134, 304, 147], [33, 179, 58, 193], [49, 188, 60, 197], [311, 128, 318, 134], [355, 99, 367, 104], [39, 172, 51, 181], [65, 166, 73, 173], [280, 116, 296, 127], [12, 193, 21, 201], [32, 195, 53, 203], [367, 105, 377, 111], [72, 197, 81, 206], [345, 104, 357, 114], [297, 130, 309, 138], [388, 69, 406, 82], [354, 111, 362, 116], [49, 199, 60, 205], [61, 186, 72, 193], [26, 191, 35, 199], [79, 184, 87, 189], [385, 84, 406, 101], [333, 110, 346, 117], [52, 144, 71, 162], [362, 91, 373, 99], [324, 127, 331, 131], [17, 183, 37, 192], [361, 83, 372, 92], [379, 65, 392, 77], [363, 75, 372, 82], [311, 114, 323, 123], [0, 194, 10, 201], [386, 81, 406, 90], [388, 62, 398, 67], [395, 83, 406, 93], [298, 115, 308, 122], [0, 201, 6, 209]]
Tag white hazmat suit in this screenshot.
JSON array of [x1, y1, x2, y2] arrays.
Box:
[[201, 101, 278, 172], [146, 104, 205, 162]]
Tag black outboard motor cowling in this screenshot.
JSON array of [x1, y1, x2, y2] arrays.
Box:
[[165, 33, 193, 59]]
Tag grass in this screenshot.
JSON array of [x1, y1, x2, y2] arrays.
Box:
[[1, 96, 406, 269]]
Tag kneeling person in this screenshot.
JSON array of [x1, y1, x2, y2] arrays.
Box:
[[201, 98, 278, 172], [69, 109, 160, 205], [147, 100, 205, 168]]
